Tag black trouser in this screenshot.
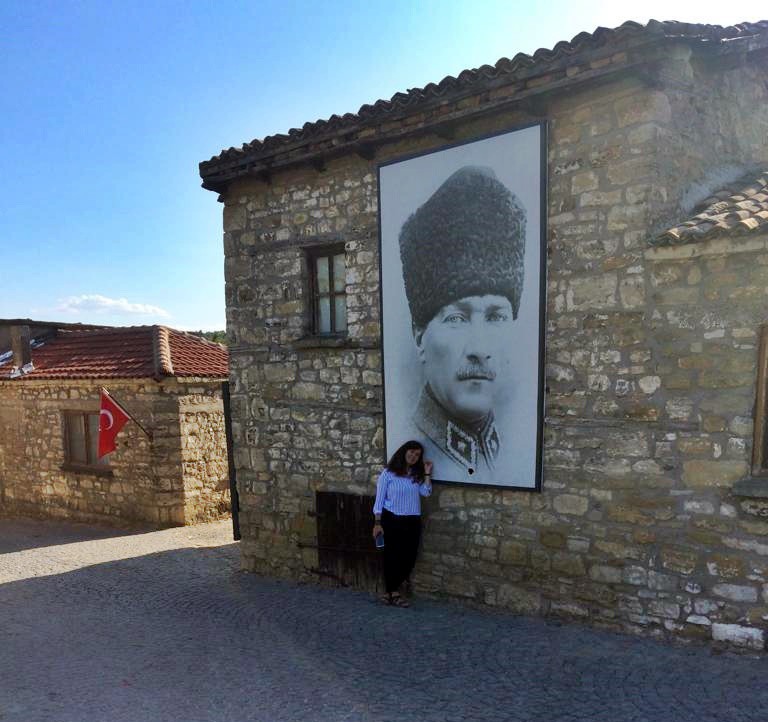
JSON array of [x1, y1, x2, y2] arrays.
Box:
[[381, 509, 422, 594]]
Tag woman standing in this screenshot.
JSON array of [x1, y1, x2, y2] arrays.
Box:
[[372, 440, 432, 607]]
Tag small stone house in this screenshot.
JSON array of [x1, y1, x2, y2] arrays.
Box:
[[0, 320, 230, 527], [199, 20, 768, 648]]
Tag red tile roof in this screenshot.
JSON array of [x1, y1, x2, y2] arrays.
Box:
[[656, 171, 768, 245], [199, 20, 768, 192], [165, 328, 228, 377], [0, 326, 228, 381]]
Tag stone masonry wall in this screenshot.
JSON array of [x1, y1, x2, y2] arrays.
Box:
[[224, 158, 384, 572], [223, 45, 768, 649], [0, 380, 158, 525], [178, 386, 230, 523], [0, 379, 229, 527], [650, 44, 768, 228]]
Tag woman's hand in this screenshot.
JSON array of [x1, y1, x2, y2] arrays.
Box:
[[424, 461, 434, 476], [372, 523, 383, 539]]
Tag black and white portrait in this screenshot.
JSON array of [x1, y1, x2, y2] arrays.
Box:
[[378, 125, 545, 489]]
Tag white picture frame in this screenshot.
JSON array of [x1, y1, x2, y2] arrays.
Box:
[[378, 123, 546, 489]]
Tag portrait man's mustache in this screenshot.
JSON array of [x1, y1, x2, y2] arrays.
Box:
[[456, 364, 495, 382]]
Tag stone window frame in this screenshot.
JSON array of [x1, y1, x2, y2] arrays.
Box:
[[306, 243, 347, 337], [62, 410, 111, 474]]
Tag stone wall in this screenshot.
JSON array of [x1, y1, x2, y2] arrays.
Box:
[[178, 387, 230, 523], [0, 379, 230, 527], [221, 42, 768, 648]]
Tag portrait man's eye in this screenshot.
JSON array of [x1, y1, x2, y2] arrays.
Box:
[[486, 310, 510, 323], [443, 312, 468, 324]]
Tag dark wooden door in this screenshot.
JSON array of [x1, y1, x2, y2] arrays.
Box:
[[315, 492, 381, 590]]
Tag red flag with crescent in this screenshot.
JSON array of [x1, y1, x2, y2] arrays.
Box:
[[98, 389, 132, 458]]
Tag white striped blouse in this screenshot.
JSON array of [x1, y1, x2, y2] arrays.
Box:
[[373, 469, 432, 517]]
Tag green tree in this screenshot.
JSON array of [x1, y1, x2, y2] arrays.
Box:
[[191, 330, 227, 345]]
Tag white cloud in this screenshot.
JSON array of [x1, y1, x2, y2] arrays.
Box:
[[55, 294, 171, 318]]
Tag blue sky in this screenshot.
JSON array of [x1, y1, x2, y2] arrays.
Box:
[[0, 1, 760, 331]]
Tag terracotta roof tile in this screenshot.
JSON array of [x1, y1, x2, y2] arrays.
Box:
[[166, 328, 227, 377], [153, 326, 174, 377], [0, 326, 228, 381], [656, 171, 768, 245], [199, 19, 768, 191]]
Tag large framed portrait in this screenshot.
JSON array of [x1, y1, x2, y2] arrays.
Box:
[[378, 123, 546, 489]]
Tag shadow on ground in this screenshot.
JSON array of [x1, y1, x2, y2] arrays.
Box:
[[0, 516, 157, 553], [1, 521, 767, 722]]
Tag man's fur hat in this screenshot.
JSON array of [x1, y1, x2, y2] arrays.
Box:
[[399, 165, 526, 328]]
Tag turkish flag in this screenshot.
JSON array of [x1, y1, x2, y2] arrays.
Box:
[[98, 389, 132, 458]]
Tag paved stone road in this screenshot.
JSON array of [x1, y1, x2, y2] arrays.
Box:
[[1, 516, 767, 722]]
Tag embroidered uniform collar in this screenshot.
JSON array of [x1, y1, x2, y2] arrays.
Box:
[[413, 387, 500, 470]]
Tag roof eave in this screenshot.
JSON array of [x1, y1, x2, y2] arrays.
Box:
[[199, 58, 647, 194], [199, 21, 768, 195]]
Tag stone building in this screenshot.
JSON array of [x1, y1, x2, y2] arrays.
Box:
[[0, 320, 230, 527], [199, 20, 768, 648]]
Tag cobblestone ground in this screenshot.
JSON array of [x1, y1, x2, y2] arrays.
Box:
[[1, 517, 767, 722]]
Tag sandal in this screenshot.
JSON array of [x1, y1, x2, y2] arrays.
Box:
[[384, 593, 410, 608]]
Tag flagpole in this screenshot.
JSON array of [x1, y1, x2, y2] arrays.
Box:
[[101, 387, 154, 441]]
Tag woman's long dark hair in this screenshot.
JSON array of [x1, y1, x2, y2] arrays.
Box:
[[386, 440, 426, 481]]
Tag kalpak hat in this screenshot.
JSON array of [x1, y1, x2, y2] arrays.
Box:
[[399, 165, 526, 329]]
